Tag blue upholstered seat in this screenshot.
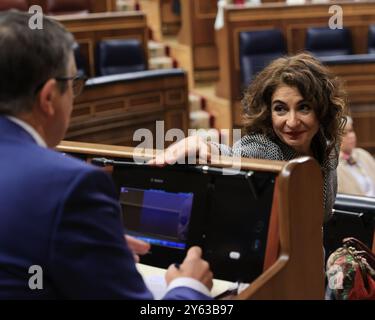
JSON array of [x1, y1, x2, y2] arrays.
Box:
[[319, 53, 375, 65], [305, 27, 352, 57], [172, 0, 181, 15], [239, 29, 287, 88], [95, 39, 146, 76], [368, 25, 375, 53], [73, 43, 88, 77]]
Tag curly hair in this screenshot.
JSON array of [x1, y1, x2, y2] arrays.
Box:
[[242, 52, 347, 162]]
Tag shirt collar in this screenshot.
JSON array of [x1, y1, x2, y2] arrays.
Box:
[[6, 116, 47, 148], [340, 151, 357, 166]]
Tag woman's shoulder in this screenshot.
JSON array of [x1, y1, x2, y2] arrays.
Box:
[[232, 133, 284, 160], [353, 147, 375, 161], [324, 144, 339, 171]]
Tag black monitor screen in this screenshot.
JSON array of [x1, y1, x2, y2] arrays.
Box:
[[109, 161, 276, 282], [324, 194, 375, 258], [119, 187, 193, 250]]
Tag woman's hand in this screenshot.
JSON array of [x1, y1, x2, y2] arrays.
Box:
[[148, 136, 217, 166]]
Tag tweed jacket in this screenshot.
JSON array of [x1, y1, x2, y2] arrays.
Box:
[[213, 133, 338, 220]]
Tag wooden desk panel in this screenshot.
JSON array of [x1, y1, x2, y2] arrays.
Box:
[[28, 0, 117, 13], [351, 109, 375, 155], [65, 72, 189, 147], [90, 0, 117, 12], [334, 63, 375, 153], [139, 0, 181, 41], [328, 63, 375, 105], [55, 12, 149, 77], [177, 0, 218, 82]]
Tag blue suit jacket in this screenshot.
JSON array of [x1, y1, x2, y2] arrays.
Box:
[[0, 116, 210, 299]]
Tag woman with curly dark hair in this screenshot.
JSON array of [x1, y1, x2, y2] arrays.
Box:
[[238, 53, 345, 164], [151, 53, 347, 220]]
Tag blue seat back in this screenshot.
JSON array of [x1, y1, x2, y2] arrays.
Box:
[[96, 39, 146, 76], [368, 25, 375, 53], [73, 43, 88, 77], [305, 27, 352, 57], [239, 29, 286, 88], [172, 0, 181, 15]]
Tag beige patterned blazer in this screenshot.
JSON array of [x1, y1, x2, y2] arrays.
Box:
[[337, 148, 375, 197]]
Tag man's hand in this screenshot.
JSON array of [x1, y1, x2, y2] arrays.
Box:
[[165, 246, 213, 291], [124, 235, 150, 263]]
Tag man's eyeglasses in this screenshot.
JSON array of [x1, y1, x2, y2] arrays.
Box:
[[55, 74, 87, 98], [35, 74, 87, 98]]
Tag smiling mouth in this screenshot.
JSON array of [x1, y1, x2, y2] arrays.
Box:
[[284, 131, 306, 138]]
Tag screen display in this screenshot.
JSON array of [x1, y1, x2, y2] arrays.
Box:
[[119, 187, 194, 250]]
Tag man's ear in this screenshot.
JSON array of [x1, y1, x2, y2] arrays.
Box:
[[38, 79, 58, 117]]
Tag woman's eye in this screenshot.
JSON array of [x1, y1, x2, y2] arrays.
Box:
[[299, 104, 311, 112], [273, 105, 286, 113]]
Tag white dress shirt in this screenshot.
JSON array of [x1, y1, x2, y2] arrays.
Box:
[[345, 162, 375, 197]]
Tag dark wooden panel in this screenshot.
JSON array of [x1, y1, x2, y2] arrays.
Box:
[[28, 0, 117, 12], [139, 0, 181, 41], [177, 0, 218, 81], [351, 109, 375, 154]]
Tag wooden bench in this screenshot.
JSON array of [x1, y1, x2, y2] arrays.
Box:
[[66, 69, 189, 147], [215, 1, 375, 154], [172, 0, 285, 85]]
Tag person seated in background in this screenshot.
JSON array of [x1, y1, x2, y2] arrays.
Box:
[[0, 10, 212, 299], [151, 53, 347, 221], [337, 116, 375, 197]]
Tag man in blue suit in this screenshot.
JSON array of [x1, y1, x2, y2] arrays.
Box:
[[0, 11, 213, 299]]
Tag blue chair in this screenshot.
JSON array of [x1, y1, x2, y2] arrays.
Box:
[[95, 39, 147, 76], [172, 0, 181, 16], [368, 25, 375, 53], [73, 43, 88, 77], [305, 27, 352, 57], [239, 29, 287, 88]]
